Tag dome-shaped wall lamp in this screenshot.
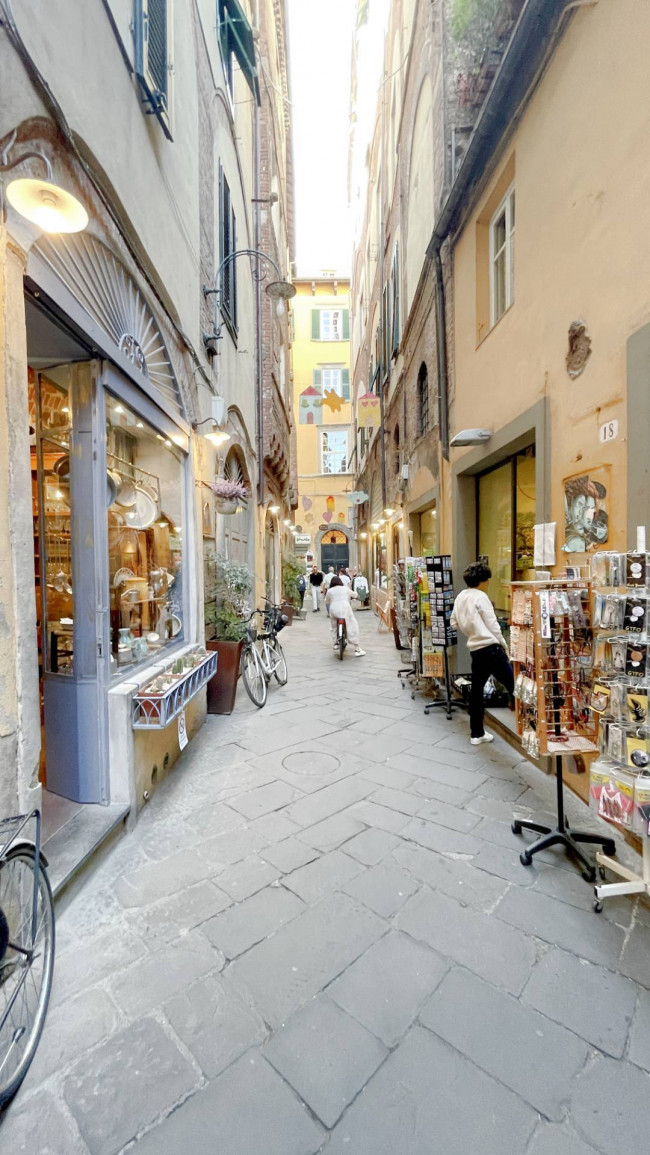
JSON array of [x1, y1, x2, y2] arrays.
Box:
[[1, 130, 88, 233]]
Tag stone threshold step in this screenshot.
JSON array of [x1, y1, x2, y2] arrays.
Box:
[[44, 802, 130, 900]]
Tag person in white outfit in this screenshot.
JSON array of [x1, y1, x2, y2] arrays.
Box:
[[321, 566, 335, 614], [325, 576, 366, 656], [450, 560, 513, 745], [338, 568, 352, 587]]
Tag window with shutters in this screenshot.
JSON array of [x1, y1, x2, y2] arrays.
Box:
[[219, 166, 237, 335], [313, 366, 350, 401], [321, 430, 349, 475], [393, 424, 400, 475], [418, 362, 429, 437], [218, 0, 261, 106], [134, 0, 173, 139], [381, 284, 390, 380], [311, 309, 350, 342], [490, 185, 515, 326], [391, 244, 400, 355]]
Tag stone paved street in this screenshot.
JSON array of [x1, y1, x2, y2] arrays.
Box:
[[3, 612, 650, 1153]]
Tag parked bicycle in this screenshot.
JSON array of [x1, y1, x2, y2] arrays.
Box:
[[0, 810, 55, 1107], [240, 601, 289, 708]]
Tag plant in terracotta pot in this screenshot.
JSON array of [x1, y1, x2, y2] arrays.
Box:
[[211, 477, 248, 516], [204, 550, 253, 713]]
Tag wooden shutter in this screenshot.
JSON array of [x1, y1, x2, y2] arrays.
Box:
[[342, 309, 350, 340], [313, 369, 322, 390], [134, 0, 172, 138], [311, 310, 320, 340], [341, 369, 350, 400], [392, 244, 400, 354]]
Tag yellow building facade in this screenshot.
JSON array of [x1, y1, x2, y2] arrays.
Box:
[[291, 278, 356, 572]]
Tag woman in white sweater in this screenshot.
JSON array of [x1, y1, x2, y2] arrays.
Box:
[[450, 561, 513, 745], [325, 577, 366, 657]]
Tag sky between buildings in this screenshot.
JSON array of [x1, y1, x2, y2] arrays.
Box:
[[287, 0, 357, 276]]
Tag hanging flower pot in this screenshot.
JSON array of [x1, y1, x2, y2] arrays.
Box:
[[215, 498, 239, 516], [210, 478, 248, 517]]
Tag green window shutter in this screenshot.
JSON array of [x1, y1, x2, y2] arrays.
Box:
[[313, 369, 322, 389], [311, 310, 320, 340], [342, 309, 350, 340], [341, 369, 350, 400], [218, 0, 261, 104]]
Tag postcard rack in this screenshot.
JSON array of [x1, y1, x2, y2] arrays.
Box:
[[510, 578, 616, 880]]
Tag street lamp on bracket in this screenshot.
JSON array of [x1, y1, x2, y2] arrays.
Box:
[[202, 248, 296, 355], [1, 128, 88, 233]]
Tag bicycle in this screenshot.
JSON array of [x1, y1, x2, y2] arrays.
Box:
[[0, 810, 55, 1107], [240, 602, 288, 708], [335, 615, 348, 661]]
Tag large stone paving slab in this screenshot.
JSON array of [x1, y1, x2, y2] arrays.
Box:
[[164, 972, 267, 1078], [63, 1017, 199, 1154], [262, 995, 387, 1126], [0, 1089, 89, 1154], [570, 1055, 650, 1155], [420, 966, 589, 1120], [132, 1052, 324, 1155], [201, 884, 305, 958], [226, 891, 385, 1028], [325, 1026, 537, 1155]]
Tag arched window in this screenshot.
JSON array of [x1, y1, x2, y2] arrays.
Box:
[[418, 363, 429, 437], [222, 448, 250, 564], [394, 424, 400, 475]]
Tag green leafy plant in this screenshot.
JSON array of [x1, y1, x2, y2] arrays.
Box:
[[204, 549, 253, 641], [449, 0, 504, 41], [281, 552, 304, 608]]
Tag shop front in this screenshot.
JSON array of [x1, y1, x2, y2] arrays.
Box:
[[16, 230, 208, 868]]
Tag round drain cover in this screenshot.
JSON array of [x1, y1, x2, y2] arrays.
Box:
[[282, 750, 340, 775]]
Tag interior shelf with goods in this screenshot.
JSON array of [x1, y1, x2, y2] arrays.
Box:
[[396, 556, 460, 718]]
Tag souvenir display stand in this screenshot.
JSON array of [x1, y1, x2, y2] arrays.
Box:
[[588, 528, 650, 911], [396, 557, 462, 719], [510, 578, 616, 881]]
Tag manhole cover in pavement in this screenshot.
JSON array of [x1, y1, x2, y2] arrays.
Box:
[[282, 750, 340, 776]]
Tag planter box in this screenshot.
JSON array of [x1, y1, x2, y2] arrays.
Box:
[[206, 638, 243, 714], [280, 602, 295, 625], [214, 499, 239, 516]]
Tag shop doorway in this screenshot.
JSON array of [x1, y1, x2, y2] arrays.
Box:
[[321, 528, 349, 572], [477, 445, 536, 619]]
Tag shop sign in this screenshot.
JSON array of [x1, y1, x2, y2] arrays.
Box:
[[318, 523, 328, 530], [599, 419, 619, 445], [294, 534, 311, 546], [178, 709, 189, 751]]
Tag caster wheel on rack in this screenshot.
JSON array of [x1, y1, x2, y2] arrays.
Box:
[[582, 867, 597, 884], [520, 851, 532, 867], [598, 866, 607, 881], [603, 841, 616, 858], [511, 821, 522, 836], [593, 899, 604, 914]]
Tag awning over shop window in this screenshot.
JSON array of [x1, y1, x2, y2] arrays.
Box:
[[218, 0, 261, 104]]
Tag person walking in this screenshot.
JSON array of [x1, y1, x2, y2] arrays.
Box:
[[308, 564, 323, 611], [450, 560, 513, 746], [338, 567, 351, 587], [297, 571, 306, 609], [325, 576, 365, 656]]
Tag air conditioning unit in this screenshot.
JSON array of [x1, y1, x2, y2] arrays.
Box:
[[401, 464, 409, 480]]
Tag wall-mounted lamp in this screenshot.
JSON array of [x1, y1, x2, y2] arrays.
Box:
[[359, 532, 368, 540], [384, 507, 396, 517], [203, 248, 296, 354], [450, 428, 492, 448], [1, 129, 88, 233], [370, 522, 379, 530], [283, 518, 292, 527], [268, 504, 281, 515], [193, 395, 230, 447]]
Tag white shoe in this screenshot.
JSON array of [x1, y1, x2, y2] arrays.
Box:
[[470, 734, 494, 745], [333, 642, 339, 649], [354, 648, 366, 657]]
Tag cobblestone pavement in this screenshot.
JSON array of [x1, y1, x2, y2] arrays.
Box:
[[3, 611, 650, 1153]]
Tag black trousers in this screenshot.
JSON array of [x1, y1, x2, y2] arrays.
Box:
[[469, 644, 514, 738]]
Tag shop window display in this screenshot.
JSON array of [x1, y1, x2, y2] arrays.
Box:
[[106, 395, 185, 673]]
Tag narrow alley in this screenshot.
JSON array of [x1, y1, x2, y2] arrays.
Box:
[[3, 613, 650, 1154]]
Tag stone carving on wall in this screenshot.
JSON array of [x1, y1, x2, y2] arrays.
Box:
[[566, 320, 592, 379]]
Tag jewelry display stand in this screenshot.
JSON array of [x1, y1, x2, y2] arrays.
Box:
[[510, 578, 616, 881]]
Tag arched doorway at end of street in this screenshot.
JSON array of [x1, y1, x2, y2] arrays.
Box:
[[320, 528, 349, 572]]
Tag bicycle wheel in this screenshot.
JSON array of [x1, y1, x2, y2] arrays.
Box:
[[338, 626, 346, 661], [240, 643, 267, 708], [271, 639, 288, 685], [0, 847, 55, 1106]]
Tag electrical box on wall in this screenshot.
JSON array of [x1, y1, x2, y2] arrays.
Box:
[[401, 464, 409, 480]]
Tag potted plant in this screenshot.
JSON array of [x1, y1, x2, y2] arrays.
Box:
[[281, 552, 305, 623], [211, 477, 248, 515], [204, 550, 253, 714]]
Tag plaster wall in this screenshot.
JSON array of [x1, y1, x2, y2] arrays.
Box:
[[450, 0, 650, 555]]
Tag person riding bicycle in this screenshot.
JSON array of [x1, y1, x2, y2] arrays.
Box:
[[325, 576, 366, 657]]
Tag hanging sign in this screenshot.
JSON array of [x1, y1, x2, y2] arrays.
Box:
[[358, 392, 380, 428], [178, 709, 189, 751]]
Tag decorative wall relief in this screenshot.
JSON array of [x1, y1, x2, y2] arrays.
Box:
[[299, 386, 323, 424], [566, 320, 592, 379]]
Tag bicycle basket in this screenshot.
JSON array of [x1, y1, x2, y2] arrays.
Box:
[[247, 625, 258, 641]]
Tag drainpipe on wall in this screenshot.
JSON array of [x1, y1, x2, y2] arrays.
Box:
[[433, 245, 450, 462], [254, 2, 264, 506]]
